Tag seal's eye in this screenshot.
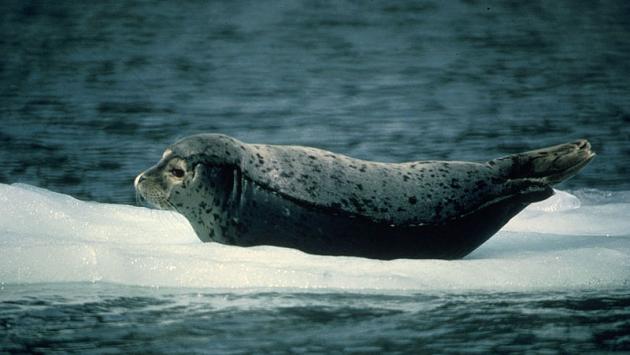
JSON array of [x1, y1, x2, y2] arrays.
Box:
[[170, 168, 185, 178]]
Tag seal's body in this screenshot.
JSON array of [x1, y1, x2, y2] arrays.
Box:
[[135, 134, 594, 259]]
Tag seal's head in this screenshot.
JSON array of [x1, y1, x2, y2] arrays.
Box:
[[134, 134, 244, 242], [134, 147, 194, 210]]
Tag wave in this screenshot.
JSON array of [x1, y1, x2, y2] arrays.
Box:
[[0, 183, 628, 291]]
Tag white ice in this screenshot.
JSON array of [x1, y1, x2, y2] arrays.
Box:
[[0, 183, 628, 291]]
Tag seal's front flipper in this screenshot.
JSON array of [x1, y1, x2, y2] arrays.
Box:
[[490, 139, 596, 185]]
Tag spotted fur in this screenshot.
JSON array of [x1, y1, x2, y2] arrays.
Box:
[[135, 134, 595, 259]]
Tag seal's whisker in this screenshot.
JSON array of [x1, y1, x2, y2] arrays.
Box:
[[135, 190, 145, 207]]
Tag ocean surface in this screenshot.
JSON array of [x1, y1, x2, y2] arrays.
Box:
[[1, 0, 629, 353]]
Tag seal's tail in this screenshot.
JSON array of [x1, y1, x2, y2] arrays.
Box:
[[490, 139, 596, 185]]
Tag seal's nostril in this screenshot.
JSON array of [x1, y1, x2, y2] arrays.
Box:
[[134, 174, 146, 188]]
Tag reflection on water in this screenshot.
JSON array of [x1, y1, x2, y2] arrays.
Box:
[[1, 0, 629, 203], [1, 284, 629, 353]]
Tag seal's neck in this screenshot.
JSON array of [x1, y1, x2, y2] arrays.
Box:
[[170, 165, 242, 244]]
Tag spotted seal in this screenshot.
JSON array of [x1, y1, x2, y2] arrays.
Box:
[[135, 134, 594, 259]]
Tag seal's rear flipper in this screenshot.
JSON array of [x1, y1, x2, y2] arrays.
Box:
[[490, 139, 596, 185]]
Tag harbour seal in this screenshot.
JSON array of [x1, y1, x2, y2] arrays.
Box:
[[135, 134, 595, 259]]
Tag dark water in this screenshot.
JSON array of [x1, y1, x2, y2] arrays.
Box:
[[2, 0, 630, 204], [1, 284, 629, 353], [2, 0, 630, 353]]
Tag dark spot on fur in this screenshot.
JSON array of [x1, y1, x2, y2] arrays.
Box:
[[450, 179, 461, 189], [348, 196, 366, 213], [330, 174, 344, 184], [408, 196, 417, 204], [475, 180, 488, 189], [280, 171, 294, 178]]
